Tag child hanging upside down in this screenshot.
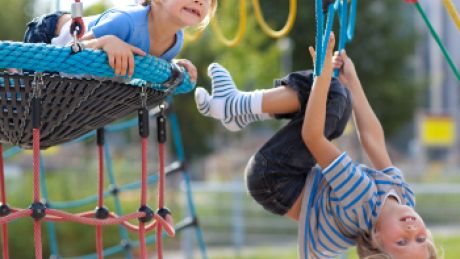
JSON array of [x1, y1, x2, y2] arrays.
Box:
[[194, 34, 438, 258]]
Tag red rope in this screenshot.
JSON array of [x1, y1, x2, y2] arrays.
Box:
[[96, 226, 103, 259], [0, 145, 9, 259], [96, 144, 104, 259], [32, 129, 42, 259], [157, 142, 166, 259], [158, 143, 165, 209], [33, 129, 40, 203], [141, 138, 148, 206], [0, 210, 32, 224], [97, 145, 104, 208], [34, 221, 42, 259], [139, 137, 148, 258], [0, 145, 6, 204], [156, 224, 163, 259], [1, 225, 8, 259], [138, 222, 147, 259], [46, 210, 144, 225]]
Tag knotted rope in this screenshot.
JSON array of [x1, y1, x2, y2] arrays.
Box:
[[0, 41, 195, 94]]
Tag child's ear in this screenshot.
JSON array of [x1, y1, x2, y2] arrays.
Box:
[[371, 229, 383, 249]]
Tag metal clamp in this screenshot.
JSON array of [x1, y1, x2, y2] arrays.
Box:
[[162, 63, 185, 92], [32, 72, 44, 98]]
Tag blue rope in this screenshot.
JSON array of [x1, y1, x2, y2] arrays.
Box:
[[314, 0, 325, 76], [169, 113, 208, 259], [347, 0, 357, 42], [39, 155, 60, 257], [315, 0, 337, 77], [0, 41, 195, 94]]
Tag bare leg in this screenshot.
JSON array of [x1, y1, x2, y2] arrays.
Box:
[[55, 14, 71, 36], [285, 187, 304, 221], [195, 63, 301, 131], [262, 86, 301, 115]]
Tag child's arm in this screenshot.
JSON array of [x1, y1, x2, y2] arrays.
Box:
[[79, 32, 146, 77], [332, 51, 392, 170], [301, 34, 342, 169]]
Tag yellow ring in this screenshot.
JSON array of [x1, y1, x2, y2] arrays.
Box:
[[184, 29, 205, 43], [442, 0, 460, 31], [211, 0, 247, 47], [252, 0, 297, 38]]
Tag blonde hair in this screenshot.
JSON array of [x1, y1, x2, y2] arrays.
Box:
[[356, 231, 439, 259], [141, 0, 218, 29]]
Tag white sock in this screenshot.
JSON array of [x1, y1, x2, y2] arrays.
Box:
[[194, 63, 264, 120], [222, 113, 272, 132]]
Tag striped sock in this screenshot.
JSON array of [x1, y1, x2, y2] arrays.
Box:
[[194, 63, 264, 120], [222, 113, 272, 132]]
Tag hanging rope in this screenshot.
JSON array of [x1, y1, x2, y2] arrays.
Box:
[[314, 0, 336, 76], [442, 0, 460, 31], [252, 0, 297, 38], [409, 1, 460, 82], [210, 0, 247, 47], [0, 145, 9, 259]]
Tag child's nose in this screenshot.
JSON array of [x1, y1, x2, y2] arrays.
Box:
[[406, 225, 417, 231], [194, 0, 203, 6]]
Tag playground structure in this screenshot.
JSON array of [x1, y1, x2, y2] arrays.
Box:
[[0, 0, 459, 258]]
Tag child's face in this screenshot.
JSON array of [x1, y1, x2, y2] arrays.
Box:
[[156, 0, 212, 27], [375, 204, 430, 259]]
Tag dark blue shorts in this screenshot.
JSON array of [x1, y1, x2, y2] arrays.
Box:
[[24, 11, 69, 43], [245, 70, 352, 215]]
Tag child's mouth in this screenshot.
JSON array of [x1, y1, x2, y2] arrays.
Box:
[[184, 7, 201, 18], [400, 216, 416, 222]]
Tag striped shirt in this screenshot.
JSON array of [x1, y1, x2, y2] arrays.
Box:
[[298, 152, 415, 259]]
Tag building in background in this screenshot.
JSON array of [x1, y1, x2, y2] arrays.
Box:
[[414, 0, 460, 173]]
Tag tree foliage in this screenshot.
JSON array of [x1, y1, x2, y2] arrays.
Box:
[[177, 0, 420, 158], [0, 0, 36, 41]]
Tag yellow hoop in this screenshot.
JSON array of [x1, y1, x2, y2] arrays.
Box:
[[211, 0, 247, 47], [442, 0, 460, 31], [184, 29, 205, 43], [252, 0, 297, 38]]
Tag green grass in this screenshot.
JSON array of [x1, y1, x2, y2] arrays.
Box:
[[211, 235, 460, 259]]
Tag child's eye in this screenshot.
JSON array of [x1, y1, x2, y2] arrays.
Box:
[[396, 239, 408, 246], [416, 236, 427, 243]]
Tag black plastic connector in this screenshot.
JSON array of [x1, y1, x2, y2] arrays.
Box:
[[138, 206, 154, 223], [121, 239, 132, 251], [157, 114, 166, 144], [156, 207, 171, 219], [29, 202, 46, 220], [109, 185, 119, 196], [162, 63, 184, 89], [95, 206, 110, 219], [138, 108, 149, 138], [96, 128, 105, 146], [0, 204, 11, 217], [32, 97, 41, 129]]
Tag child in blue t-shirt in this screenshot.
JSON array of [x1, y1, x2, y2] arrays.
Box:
[[297, 34, 437, 258], [24, 0, 217, 79]]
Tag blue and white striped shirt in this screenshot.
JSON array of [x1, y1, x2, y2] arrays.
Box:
[[297, 152, 415, 259]]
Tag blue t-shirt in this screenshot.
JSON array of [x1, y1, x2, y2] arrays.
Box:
[[87, 5, 184, 61]]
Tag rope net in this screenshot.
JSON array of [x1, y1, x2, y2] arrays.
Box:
[[0, 117, 174, 259], [0, 72, 206, 258]]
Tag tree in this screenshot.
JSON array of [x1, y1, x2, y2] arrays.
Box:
[[176, 0, 420, 159], [0, 0, 36, 41]]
